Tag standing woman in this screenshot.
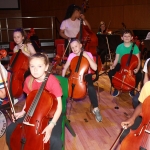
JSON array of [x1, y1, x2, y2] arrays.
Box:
[[98, 21, 107, 34], [59, 4, 91, 56], [97, 21, 108, 70], [13, 28, 36, 57]]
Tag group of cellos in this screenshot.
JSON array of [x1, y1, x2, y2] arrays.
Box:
[[1, 2, 149, 150]]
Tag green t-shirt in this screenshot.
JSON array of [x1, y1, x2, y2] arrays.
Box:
[[116, 43, 139, 63]]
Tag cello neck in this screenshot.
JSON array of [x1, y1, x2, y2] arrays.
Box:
[[126, 42, 135, 67], [24, 65, 53, 118]]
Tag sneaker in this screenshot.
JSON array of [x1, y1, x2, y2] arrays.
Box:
[[129, 90, 135, 97], [92, 108, 102, 122], [112, 89, 120, 97]]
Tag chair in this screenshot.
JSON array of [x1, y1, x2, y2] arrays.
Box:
[[54, 39, 68, 61], [55, 75, 76, 150]]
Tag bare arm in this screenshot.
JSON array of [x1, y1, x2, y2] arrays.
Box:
[[121, 103, 142, 129], [62, 60, 70, 77], [143, 72, 149, 84], [134, 53, 141, 74], [0, 88, 6, 99], [110, 54, 119, 69], [59, 29, 69, 39], [83, 52, 97, 71], [80, 14, 91, 30], [26, 43, 36, 56], [42, 97, 62, 143]]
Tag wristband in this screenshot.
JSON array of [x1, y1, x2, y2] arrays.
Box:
[[50, 121, 56, 126]]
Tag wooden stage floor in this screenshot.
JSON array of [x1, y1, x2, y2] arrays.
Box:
[[0, 71, 135, 150]]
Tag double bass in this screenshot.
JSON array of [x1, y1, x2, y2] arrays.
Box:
[[77, 0, 98, 56], [10, 65, 57, 150], [112, 43, 138, 92]]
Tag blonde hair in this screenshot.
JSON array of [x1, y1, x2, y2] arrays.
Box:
[[28, 53, 49, 90]]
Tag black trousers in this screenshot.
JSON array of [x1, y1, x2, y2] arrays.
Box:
[[97, 48, 107, 64], [108, 63, 142, 89], [6, 115, 62, 150], [120, 116, 142, 142], [85, 74, 98, 108]]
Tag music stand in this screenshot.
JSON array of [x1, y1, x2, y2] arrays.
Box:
[[96, 34, 122, 75]]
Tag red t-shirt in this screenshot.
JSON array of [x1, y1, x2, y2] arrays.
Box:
[[23, 74, 62, 97]]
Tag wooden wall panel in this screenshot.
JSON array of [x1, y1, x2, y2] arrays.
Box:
[[1, 0, 150, 41]]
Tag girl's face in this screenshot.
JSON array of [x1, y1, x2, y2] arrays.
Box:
[[121, 33, 133, 43], [100, 24, 106, 31], [74, 10, 81, 18], [13, 31, 24, 45], [70, 41, 82, 55], [29, 57, 48, 81]]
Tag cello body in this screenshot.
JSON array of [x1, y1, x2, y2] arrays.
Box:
[[68, 56, 89, 99], [112, 54, 138, 92], [10, 90, 58, 150], [9, 51, 29, 98], [120, 96, 150, 150]]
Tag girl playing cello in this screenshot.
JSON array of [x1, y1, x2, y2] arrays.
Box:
[[6, 53, 63, 150], [13, 28, 36, 57], [62, 39, 102, 122]]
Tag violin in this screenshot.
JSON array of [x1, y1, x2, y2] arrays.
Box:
[[112, 43, 138, 92], [120, 96, 150, 150], [10, 65, 57, 150], [8, 48, 29, 98]]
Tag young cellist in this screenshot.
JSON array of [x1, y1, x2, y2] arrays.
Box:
[[6, 53, 63, 150], [120, 80, 150, 144], [62, 39, 102, 122], [13, 28, 36, 57], [108, 29, 142, 97], [132, 58, 150, 108]]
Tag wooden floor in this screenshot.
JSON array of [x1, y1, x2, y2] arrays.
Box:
[[0, 70, 135, 150]]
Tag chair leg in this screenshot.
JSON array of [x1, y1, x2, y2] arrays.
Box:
[[65, 117, 76, 137]]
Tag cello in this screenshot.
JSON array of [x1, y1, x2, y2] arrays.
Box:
[[68, 38, 90, 99], [112, 43, 138, 92], [120, 96, 150, 150], [8, 48, 29, 98], [10, 65, 58, 150]]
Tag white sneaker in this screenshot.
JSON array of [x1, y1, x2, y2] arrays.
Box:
[[92, 108, 102, 122], [14, 98, 18, 105]]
